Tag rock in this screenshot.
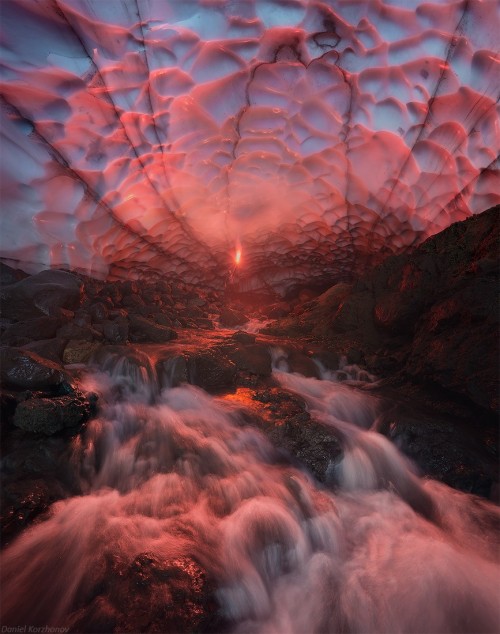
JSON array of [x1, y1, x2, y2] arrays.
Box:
[[89, 302, 109, 323], [57, 321, 103, 342], [0, 347, 70, 392], [156, 354, 188, 388], [187, 349, 236, 391], [252, 388, 342, 483], [21, 337, 67, 364], [13, 393, 91, 434], [0, 270, 83, 321], [287, 349, 320, 378], [232, 330, 256, 344], [228, 343, 272, 377], [122, 293, 146, 309], [63, 339, 101, 364], [406, 282, 499, 411], [154, 313, 172, 326], [129, 315, 177, 343], [1, 478, 65, 545], [379, 412, 497, 499], [102, 318, 129, 344], [194, 318, 214, 330], [0, 262, 28, 286], [1, 315, 65, 346], [219, 306, 248, 327]]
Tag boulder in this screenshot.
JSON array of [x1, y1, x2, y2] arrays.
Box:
[[0, 347, 70, 392], [0, 262, 28, 286], [219, 307, 248, 327], [13, 394, 90, 434], [1, 316, 65, 346], [0, 270, 82, 321], [232, 330, 256, 344], [129, 315, 177, 343], [228, 343, 272, 377], [156, 354, 188, 389], [21, 337, 67, 364], [187, 349, 236, 391], [102, 318, 129, 344], [63, 340, 101, 364]]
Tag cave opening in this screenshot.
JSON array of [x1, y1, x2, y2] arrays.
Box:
[[0, 1, 499, 632]]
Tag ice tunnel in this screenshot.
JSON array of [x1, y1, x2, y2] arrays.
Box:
[[1, 0, 499, 295]]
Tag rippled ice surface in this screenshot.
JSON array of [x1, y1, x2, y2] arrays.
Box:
[[1, 349, 499, 633]]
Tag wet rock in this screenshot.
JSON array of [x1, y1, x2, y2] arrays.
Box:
[[380, 413, 497, 499], [0, 269, 83, 321], [219, 306, 248, 327], [89, 301, 109, 323], [1, 315, 65, 346], [154, 313, 173, 326], [194, 317, 215, 330], [13, 393, 91, 434], [58, 321, 103, 342], [129, 315, 177, 343], [156, 354, 188, 388], [287, 349, 320, 378], [122, 293, 146, 309], [63, 339, 102, 364], [1, 478, 65, 545], [0, 347, 70, 392], [232, 331, 256, 344], [252, 388, 342, 483], [188, 349, 236, 392], [102, 318, 129, 344], [105, 553, 222, 634], [228, 343, 272, 378]]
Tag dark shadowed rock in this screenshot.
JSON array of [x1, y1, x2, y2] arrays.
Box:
[[129, 315, 177, 343], [57, 321, 103, 342], [0, 270, 83, 321], [1, 316, 65, 346], [219, 306, 248, 327], [102, 318, 129, 343], [0, 347, 70, 392], [188, 349, 236, 391], [13, 393, 91, 434], [252, 388, 342, 483], [0, 262, 28, 286], [156, 354, 188, 389], [227, 343, 272, 377], [232, 331, 256, 344], [21, 337, 67, 364]]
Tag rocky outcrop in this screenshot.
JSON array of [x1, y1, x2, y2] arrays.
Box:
[[13, 393, 92, 435], [0, 347, 70, 392], [264, 206, 500, 414], [0, 270, 83, 321]]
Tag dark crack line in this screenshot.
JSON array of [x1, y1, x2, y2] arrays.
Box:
[[413, 94, 500, 210], [52, 0, 219, 264], [380, 0, 471, 213], [134, 0, 186, 221], [440, 153, 499, 216], [0, 96, 198, 272]]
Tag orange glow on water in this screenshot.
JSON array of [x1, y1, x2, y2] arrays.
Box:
[[235, 248, 242, 265]]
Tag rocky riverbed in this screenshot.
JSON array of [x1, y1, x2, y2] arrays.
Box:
[[0, 207, 499, 632]]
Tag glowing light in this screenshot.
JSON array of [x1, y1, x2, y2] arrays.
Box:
[[235, 248, 242, 265]]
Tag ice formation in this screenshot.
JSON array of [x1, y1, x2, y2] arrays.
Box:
[[1, 0, 499, 294]]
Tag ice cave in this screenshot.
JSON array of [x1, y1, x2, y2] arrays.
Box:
[[0, 1, 499, 632]]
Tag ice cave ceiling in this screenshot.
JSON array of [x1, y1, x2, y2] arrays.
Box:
[[0, 0, 499, 294]]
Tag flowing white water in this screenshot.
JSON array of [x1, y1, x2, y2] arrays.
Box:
[[1, 347, 499, 633]]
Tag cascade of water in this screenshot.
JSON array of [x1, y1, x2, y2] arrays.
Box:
[[1, 347, 499, 633]]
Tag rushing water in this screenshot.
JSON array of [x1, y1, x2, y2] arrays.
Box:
[[1, 345, 499, 633]]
